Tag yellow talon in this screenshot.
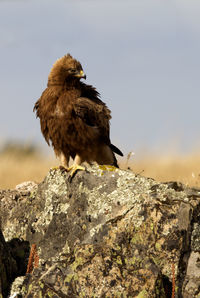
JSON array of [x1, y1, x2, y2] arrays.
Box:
[[50, 166, 60, 171], [67, 164, 85, 178], [50, 164, 85, 180]]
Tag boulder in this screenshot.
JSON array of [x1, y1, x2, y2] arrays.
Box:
[[0, 165, 200, 297]]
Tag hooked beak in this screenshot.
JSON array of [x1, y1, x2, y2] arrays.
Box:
[[74, 70, 86, 79]]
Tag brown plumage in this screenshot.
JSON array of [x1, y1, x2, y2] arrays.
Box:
[[34, 54, 123, 168]]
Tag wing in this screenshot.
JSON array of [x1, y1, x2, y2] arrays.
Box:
[[33, 87, 59, 145], [78, 83, 123, 157], [73, 97, 111, 145]]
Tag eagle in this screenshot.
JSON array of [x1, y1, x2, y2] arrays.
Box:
[[34, 54, 123, 175]]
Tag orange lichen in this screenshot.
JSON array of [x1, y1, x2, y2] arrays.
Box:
[[26, 244, 39, 273]]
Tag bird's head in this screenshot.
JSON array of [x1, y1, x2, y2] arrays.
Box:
[[48, 54, 86, 85]]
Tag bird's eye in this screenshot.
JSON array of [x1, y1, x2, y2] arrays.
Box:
[[68, 68, 77, 73]]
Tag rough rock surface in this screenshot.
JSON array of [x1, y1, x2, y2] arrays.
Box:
[[1, 165, 200, 297]]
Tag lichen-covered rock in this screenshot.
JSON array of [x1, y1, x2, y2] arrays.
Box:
[[9, 276, 26, 298], [1, 165, 200, 297], [182, 220, 200, 297]]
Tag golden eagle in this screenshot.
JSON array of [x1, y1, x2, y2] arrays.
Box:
[[34, 54, 123, 173]]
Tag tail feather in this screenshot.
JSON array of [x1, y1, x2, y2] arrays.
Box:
[[110, 144, 123, 157]]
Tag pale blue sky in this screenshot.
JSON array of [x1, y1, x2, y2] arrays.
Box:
[[0, 0, 200, 155]]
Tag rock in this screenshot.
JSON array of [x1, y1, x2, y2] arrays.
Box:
[[0, 230, 30, 298], [0, 227, 29, 297], [0, 230, 17, 298], [0, 164, 200, 297], [9, 276, 26, 298]]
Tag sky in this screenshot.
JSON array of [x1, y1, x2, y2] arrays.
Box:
[[0, 0, 200, 156]]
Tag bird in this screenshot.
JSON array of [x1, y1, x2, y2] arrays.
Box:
[[34, 54, 123, 175]]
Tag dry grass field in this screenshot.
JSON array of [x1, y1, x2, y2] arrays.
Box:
[[0, 144, 200, 189], [121, 152, 200, 188]]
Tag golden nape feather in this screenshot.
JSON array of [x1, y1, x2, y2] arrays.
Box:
[[34, 53, 123, 170]]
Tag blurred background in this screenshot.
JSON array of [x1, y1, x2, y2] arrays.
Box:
[[1, 0, 200, 188]]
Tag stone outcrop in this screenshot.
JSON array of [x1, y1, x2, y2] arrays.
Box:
[[0, 165, 200, 297]]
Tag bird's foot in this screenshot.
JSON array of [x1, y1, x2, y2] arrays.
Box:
[[50, 166, 60, 171], [67, 164, 85, 181], [50, 165, 85, 181], [50, 166, 66, 172]]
